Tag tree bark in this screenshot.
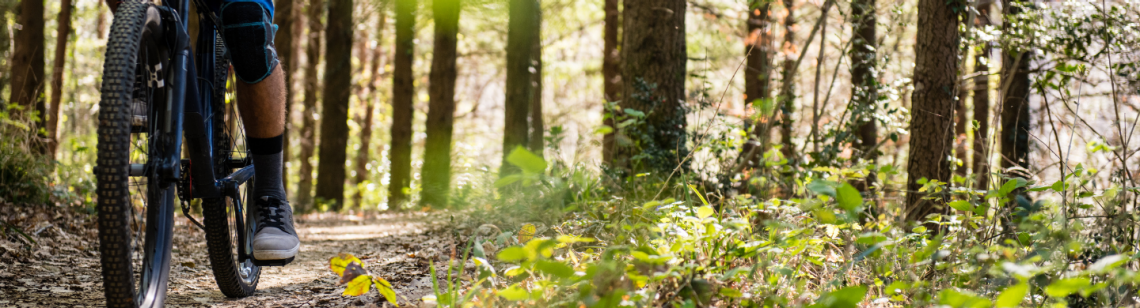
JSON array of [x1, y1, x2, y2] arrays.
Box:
[[389, 0, 416, 208], [275, 0, 296, 189], [9, 0, 46, 153], [0, 1, 14, 96], [422, 0, 459, 208], [905, 0, 959, 223], [973, 0, 991, 190], [297, 0, 324, 212], [528, 2, 544, 155], [47, 0, 73, 157], [316, 0, 354, 210], [501, 0, 538, 176], [354, 9, 387, 211], [851, 0, 877, 190], [777, 0, 796, 164], [1000, 0, 1030, 172], [613, 0, 688, 173], [601, 0, 620, 165], [738, 0, 773, 172]]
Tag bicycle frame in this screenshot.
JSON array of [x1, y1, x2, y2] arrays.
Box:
[[151, 0, 258, 260]]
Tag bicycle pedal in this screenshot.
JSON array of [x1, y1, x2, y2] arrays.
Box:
[[251, 257, 295, 267]]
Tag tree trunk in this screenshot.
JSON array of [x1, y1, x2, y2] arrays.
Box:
[[973, 0, 991, 190], [389, 0, 416, 208], [297, 0, 324, 212], [47, 0, 73, 157], [275, 0, 296, 189], [422, 0, 459, 208], [1000, 0, 1030, 172], [738, 0, 773, 172], [851, 0, 877, 190], [905, 0, 960, 223], [316, 0, 354, 211], [613, 0, 688, 173], [528, 3, 544, 155], [96, 0, 106, 39], [355, 9, 387, 210], [0, 1, 14, 96], [601, 0, 620, 165], [9, 0, 46, 153], [777, 0, 796, 164], [954, 60, 968, 177], [501, 0, 538, 176]]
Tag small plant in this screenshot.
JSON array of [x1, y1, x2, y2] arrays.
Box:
[[328, 253, 399, 306]]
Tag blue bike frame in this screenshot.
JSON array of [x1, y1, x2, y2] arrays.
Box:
[[155, 0, 257, 261]]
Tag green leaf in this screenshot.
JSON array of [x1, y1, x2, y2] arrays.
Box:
[[1045, 277, 1091, 298], [534, 259, 575, 279], [718, 287, 744, 298], [836, 183, 863, 211], [688, 184, 710, 206], [808, 180, 837, 198], [938, 288, 991, 308], [506, 146, 547, 174], [498, 284, 530, 301], [949, 200, 974, 212], [696, 206, 715, 219], [855, 232, 887, 245], [373, 276, 399, 306], [494, 174, 523, 188], [594, 125, 614, 135], [810, 285, 867, 308], [995, 283, 1026, 308], [623, 108, 645, 118], [814, 208, 837, 224], [497, 247, 528, 262]]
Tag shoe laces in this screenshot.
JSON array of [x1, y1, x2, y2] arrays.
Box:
[[258, 197, 286, 230]]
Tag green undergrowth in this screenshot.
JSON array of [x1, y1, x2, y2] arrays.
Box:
[[419, 147, 1140, 308]]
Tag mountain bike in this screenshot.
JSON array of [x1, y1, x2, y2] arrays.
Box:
[[95, 0, 287, 306]]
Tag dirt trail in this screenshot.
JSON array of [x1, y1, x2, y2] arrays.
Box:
[[1, 209, 453, 307]]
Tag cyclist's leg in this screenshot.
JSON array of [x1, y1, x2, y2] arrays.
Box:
[[219, 0, 299, 261]]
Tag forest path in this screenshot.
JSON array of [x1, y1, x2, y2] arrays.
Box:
[[1, 209, 453, 308]]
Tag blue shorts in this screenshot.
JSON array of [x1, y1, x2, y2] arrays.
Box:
[[206, 0, 275, 19]]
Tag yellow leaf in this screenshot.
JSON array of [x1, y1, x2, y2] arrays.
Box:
[[343, 274, 372, 296], [697, 206, 715, 219], [517, 224, 536, 243], [373, 276, 399, 306], [329, 253, 363, 277]]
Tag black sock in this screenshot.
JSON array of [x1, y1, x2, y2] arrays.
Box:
[[247, 134, 287, 201]]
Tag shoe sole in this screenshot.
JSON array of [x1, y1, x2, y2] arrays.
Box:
[[253, 242, 300, 260]]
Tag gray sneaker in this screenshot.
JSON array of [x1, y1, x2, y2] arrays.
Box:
[[252, 197, 300, 260]]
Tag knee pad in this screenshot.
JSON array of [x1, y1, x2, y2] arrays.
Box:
[[219, 1, 279, 84]]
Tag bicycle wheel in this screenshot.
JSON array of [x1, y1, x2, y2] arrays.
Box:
[[96, 1, 175, 307], [202, 36, 262, 297]]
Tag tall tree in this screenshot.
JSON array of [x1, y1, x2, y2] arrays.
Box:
[[47, 0, 73, 156], [355, 9, 387, 210], [1000, 0, 1030, 172], [528, 2, 544, 155], [905, 0, 960, 222], [601, 0, 620, 164], [738, 0, 774, 171], [776, 0, 796, 163], [275, 0, 297, 188], [0, 0, 15, 95], [501, 0, 538, 175], [389, 0, 416, 207], [422, 0, 460, 208], [9, 0, 46, 152], [973, 0, 992, 189], [316, 0, 354, 210], [850, 0, 877, 189], [297, 0, 324, 211], [612, 0, 688, 172]]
